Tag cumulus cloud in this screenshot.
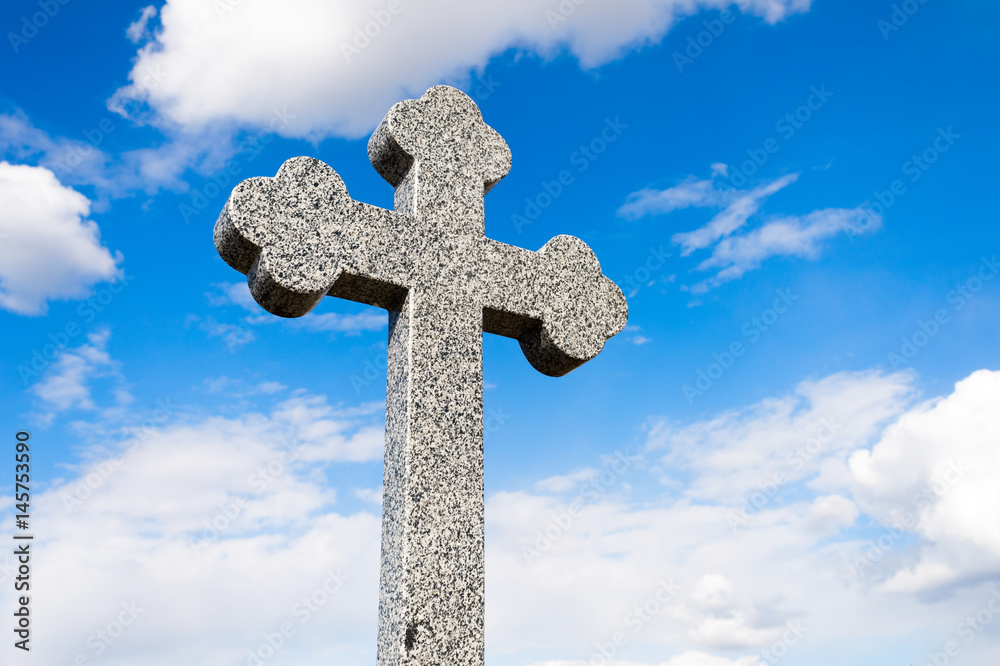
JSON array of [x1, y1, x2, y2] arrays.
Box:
[[0, 395, 384, 665], [112, 0, 813, 140], [619, 168, 881, 294], [489, 369, 1000, 663], [529, 658, 761, 666], [8, 352, 1000, 663], [849, 369, 1000, 594], [664, 654, 763, 666], [647, 370, 917, 504], [0, 161, 121, 315]]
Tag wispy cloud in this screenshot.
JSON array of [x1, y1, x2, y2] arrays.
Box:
[[673, 174, 799, 255], [620, 168, 880, 295], [618, 176, 726, 220], [201, 282, 386, 344], [297, 311, 386, 334], [126, 5, 158, 44], [30, 329, 125, 425], [689, 206, 878, 293]]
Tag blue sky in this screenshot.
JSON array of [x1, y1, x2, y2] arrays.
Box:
[[1, 0, 999, 664]]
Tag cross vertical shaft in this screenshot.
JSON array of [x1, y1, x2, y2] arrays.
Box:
[[379, 290, 484, 665]]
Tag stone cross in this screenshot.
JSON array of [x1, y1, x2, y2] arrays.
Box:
[[213, 85, 628, 665]]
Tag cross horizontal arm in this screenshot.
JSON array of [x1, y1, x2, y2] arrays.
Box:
[[475, 235, 628, 377], [214, 156, 421, 315]]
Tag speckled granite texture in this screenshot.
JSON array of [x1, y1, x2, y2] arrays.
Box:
[[214, 85, 628, 666]]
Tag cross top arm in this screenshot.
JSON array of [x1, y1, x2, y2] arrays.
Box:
[[368, 85, 512, 197]]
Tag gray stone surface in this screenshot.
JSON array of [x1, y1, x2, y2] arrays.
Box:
[[214, 85, 628, 665]]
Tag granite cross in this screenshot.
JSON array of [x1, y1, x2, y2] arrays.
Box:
[[213, 85, 628, 665]]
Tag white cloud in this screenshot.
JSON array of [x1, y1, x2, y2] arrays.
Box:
[[528, 659, 761, 666], [487, 369, 1000, 663], [298, 311, 386, 334], [803, 494, 858, 533], [0, 161, 121, 315], [201, 282, 387, 344], [0, 109, 257, 196], [31, 329, 118, 416], [354, 486, 384, 505], [647, 370, 917, 504], [0, 111, 113, 190], [849, 369, 1000, 594], [257, 380, 288, 394], [618, 177, 725, 220], [0, 390, 385, 666], [9, 359, 1000, 664], [690, 206, 878, 293], [126, 5, 158, 44], [673, 174, 798, 255], [210, 280, 259, 311], [664, 653, 762, 666], [620, 168, 881, 294], [113, 0, 813, 140], [271, 393, 385, 463], [534, 467, 600, 493]]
